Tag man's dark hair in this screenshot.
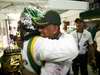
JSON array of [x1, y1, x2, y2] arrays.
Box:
[[36, 10, 61, 26], [75, 18, 83, 23], [44, 10, 61, 26]]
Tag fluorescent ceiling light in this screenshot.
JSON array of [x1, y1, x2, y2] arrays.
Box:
[[48, 0, 89, 10], [84, 18, 100, 22]]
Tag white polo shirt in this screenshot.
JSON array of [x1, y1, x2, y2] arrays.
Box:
[[71, 29, 93, 54]]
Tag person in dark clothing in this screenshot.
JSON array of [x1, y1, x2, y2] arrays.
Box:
[[94, 24, 100, 75]]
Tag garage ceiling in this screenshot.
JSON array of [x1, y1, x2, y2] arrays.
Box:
[[0, 0, 48, 14], [0, 0, 89, 14], [0, 0, 89, 20]]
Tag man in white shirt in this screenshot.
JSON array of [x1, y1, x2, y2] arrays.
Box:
[[71, 18, 95, 75], [19, 8, 79, 75]]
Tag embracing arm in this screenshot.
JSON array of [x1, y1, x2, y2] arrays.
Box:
[[34, 35, 79, 62]]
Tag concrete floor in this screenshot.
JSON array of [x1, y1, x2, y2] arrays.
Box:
[[88, 65, 98, 75]]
